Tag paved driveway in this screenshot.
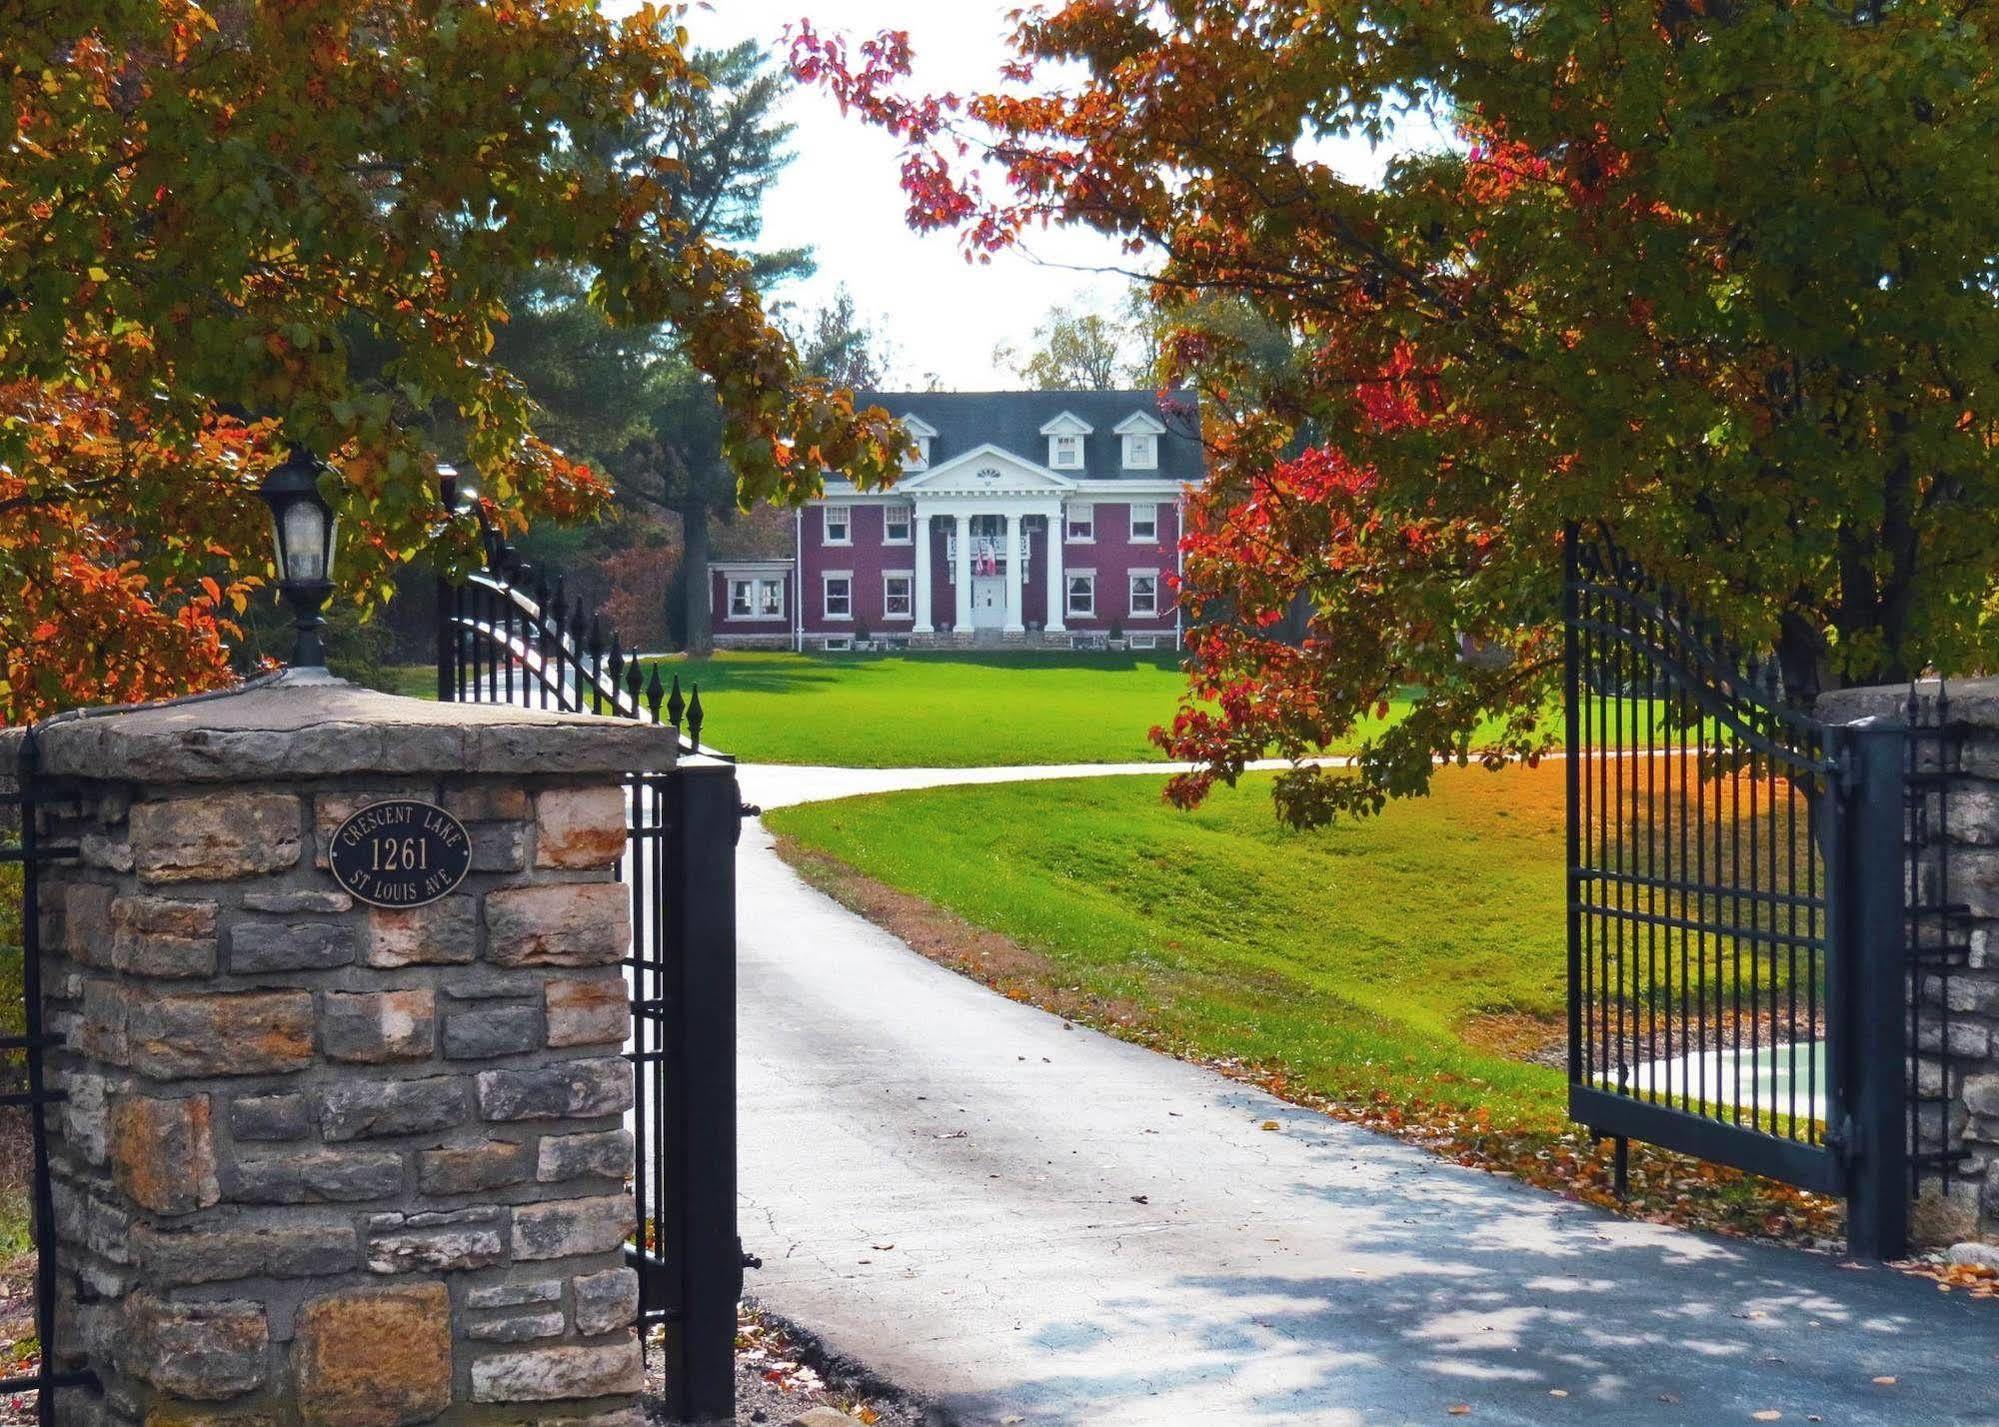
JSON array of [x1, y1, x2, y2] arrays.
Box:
[[734, 764, 1999, 1426]]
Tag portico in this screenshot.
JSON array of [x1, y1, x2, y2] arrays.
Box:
[[899, 445, 1071, 639]]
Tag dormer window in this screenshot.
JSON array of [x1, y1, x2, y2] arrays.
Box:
[[1115, 410, 1167, 470], [899, 413, 939, 472], [1039, 411, 1094, 471]]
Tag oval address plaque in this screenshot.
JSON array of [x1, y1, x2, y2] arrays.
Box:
[[329, 799, 473, 908]]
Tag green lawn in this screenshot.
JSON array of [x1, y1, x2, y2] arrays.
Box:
[[648, 651, 1195, 766], [767, 762, 1573, 1126]]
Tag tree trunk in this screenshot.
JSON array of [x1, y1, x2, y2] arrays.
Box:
[[681, 501, 714, 657]]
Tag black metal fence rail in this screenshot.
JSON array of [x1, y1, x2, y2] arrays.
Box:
[[438, 515, 706, 750], [1905, 686, 1975, 1199], [2, 731, 100, 1422]]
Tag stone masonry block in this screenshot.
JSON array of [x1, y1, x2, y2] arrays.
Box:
[[484, 884, 629, 968], [126, 990, 314, 1079], [111, 895, 218, 978], [121, 1294, 269, 1401], [536, 1129, 633, 1185], [229, 920, 358, 973], [464, 1279, 561, 1310], [416, 1140, 531, 1196], [572, 1267, 639, 1337], [241, 888, 352, 915], [64, 1070, 110, 1166], [228, 1092, 312, 1142], [476, 1057, 632, 1122], [64, 882, 115, 966], [109, 1094, 219, 1216], [133, 1221, 358, 1286], [442, 785, 531, 822], [365, 897, 477, 969], [364, 1208, 505, 1274], [545, 975, 627, 1049], [321, 989, 437, 1064], [468, 1335, 644, 1403], [510, 1194, 633, 1262], [470, 823, 528, 873], [294, 1282, 451, 1427], [233, 1149, 404, 1204], [465, 1310, 565, 1344], [320, 1076, 467, 1142], [131, 792, 302, 884], [535, 786, 627, 870], [78, 980, 131, 1064], [443, 1003, 543, 1060]]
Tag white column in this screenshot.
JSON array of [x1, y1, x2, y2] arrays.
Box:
[[1044, 502, 1066, 633], [912, 510, 933, 634], [1003, 511, 1025, 633], [953, 512, 972, 631]]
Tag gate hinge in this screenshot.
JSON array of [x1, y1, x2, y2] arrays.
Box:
[[1824, 1114, 1856, 1164], [739, 802, 762, 820]]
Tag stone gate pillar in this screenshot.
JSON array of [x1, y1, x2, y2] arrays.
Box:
[[21, 677, 677, 1425], [1820, 678, 1999, 1249]]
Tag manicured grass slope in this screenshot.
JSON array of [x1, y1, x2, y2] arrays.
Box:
[[768, 763, 1571, 1125]]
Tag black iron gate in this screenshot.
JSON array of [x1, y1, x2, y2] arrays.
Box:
[[437, 505, 743, 1421], [2, 731, 97, 1422], [1563, 525, 1908, 1257]]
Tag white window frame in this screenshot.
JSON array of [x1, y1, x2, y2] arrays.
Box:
[[1066, 570, 1097, 618], [822, 571, 853, 621], [822, 504, 852, 546], [1129, 570, 1160, 617], [1128, 503, 1159, 542], [1049, 434, 1084, 470], [1065, 502, 1095, 544], [882, 571, 914, 620], [883, 504, 913, 544], [724, 574, 785, 622], [1122, 433, 1158, 470]]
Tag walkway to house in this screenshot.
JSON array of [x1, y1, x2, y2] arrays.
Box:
[[733, 763, 1997, 1427]]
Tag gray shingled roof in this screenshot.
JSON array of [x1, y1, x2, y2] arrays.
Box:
[[855, 389, 1205, 483]]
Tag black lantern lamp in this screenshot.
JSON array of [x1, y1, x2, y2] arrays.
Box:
[[259, 446, 340, 668]]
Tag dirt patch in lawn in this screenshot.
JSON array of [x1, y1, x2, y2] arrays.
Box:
[[775, 836, 1146, 1030]]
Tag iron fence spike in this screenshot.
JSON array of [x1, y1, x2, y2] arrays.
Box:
[[688, 686, 705, 747], [667, 674, 686, 728]]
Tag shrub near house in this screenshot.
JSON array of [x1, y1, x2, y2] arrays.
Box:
[[711, 389, 1199, 652]]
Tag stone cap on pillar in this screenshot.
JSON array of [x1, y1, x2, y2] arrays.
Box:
[[1818, 675, 1999, 729], [6, 675, 682, 783]]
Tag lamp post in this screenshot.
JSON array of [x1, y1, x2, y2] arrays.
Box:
[[258, 445, 340, 669]]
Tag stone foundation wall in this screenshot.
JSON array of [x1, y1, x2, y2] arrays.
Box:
[[19, 684, 674, 1426], [1821, 678, 1999, 1245]]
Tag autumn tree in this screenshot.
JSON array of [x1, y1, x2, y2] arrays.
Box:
[[0, 3, 901, 723], [995, 304, 1137, 391], [794, 5, 1999, 823]]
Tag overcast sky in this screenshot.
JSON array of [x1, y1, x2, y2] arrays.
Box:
[[635, 2, 1431, 391]]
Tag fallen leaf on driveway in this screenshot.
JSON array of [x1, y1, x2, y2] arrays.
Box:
[[1752, 1412, 1782, 1422], [935, 1130, 967, 1140], [1260, 1120, 1280, 1131], [1872, 1377, 1897, 1386], [1447, 1407, 1470, 1417]]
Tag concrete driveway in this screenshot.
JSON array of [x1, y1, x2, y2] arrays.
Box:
[[733, 764, 1999, 1426]]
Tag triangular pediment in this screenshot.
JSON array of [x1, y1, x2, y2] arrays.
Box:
[[896, 444, 1076, 494]]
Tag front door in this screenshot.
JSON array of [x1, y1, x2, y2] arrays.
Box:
[[971, 576, 1006, 629]]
